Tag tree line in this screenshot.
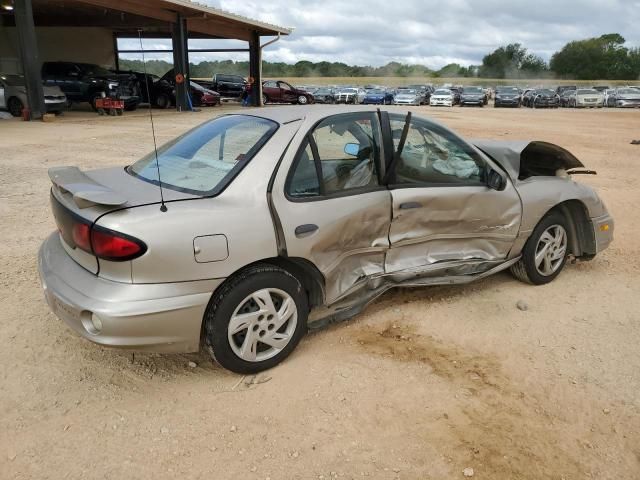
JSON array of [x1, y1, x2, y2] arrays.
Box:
[[119, 33, 640, 80]]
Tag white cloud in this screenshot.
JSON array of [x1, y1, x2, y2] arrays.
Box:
[[124, 0, 640, 68]]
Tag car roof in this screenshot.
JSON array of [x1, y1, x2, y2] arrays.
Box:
[[236, 105, 444, 126]]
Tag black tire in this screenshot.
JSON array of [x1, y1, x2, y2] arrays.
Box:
[[90, 93, 104, 112], [155, 93, 171, 109], [124, 103, 138, 112], [203, 264, 308, 374], [510, 211, 570, 285], [7, 97, 23, 117], [262, 94, 268, 105]]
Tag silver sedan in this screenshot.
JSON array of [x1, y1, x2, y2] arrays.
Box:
[[39, 106, 614, 373]]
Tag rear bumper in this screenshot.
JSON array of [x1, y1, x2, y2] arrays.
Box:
[[592, 213, 614, 254], [38, 233, 224, 353]]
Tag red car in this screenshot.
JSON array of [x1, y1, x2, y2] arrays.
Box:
[[190, 81, 221, 107], [261, 80, 314, 105]]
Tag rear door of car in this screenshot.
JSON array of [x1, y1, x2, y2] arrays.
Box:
[[383, 113, 522, 274], [271, 111, 392, 304]]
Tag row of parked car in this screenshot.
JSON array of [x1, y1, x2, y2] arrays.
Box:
[[3, 63, 640, 117]]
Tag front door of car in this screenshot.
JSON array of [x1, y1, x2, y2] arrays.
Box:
[[384, 113, 522, 274], [272, 112, 392, 304], [262, 81, 279, 101], [278, 82, 297, 103]]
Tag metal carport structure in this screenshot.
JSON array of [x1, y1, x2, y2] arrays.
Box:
[[0, 0, 292, 119]]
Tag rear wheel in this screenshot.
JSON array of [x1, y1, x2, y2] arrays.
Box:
[[511, 212, 569, 285], [7, 97, 23, 117], [155, 93, 171, 109], [262, 94, 268, 105], [203, 264, 308, 374]]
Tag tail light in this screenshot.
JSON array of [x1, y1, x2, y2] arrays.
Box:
[[51, 193, 146, 262], [91, 226, 146, 261]]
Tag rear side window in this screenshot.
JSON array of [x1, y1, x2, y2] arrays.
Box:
[[128, 115, 278, 196], [287, 112, 381, 199]]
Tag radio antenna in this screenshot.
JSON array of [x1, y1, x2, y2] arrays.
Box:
[[137, 29, 167, 212]]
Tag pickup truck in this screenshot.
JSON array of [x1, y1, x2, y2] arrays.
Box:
[[42, 62, 140, 111], [209, 74, 246, 98]]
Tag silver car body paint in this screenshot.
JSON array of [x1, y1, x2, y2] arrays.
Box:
[[38, 106, 614, 353]]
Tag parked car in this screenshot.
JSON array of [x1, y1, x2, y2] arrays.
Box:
[[602, 89, 616, 106], [262, 80, 314, 105], [0, 73, 67, 117], [459, 86, 487, 107], [334, 87, 365, 104], [522, 89, 560, 108], [393, 88, 421, 106], [559, 90, 576, 108], [211, 73, 246, 98], [556, 85, 577, 96], [449, 87, 462, 105], [606, 88, 640, 108], [362, 88, 394, 105], [111, 70, 159, 105], [406, 85, 430, 104], [153, 69, 220, 108], [312, 87, 336, 104], [430, 88, 455, 107], [39, 106, 614, 373], [42, 61, 140, 111], [494, 86, 521, 108], [571, 89, 604, 108]]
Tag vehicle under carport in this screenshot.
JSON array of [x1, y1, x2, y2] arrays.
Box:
[[0, 0, 291, 119]]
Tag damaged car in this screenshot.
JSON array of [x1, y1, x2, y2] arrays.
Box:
[[39, 106, 614, 373]]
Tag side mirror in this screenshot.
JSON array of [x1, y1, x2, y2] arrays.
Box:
[[487, 169, 507, 191], [344, 143, 360, 157]]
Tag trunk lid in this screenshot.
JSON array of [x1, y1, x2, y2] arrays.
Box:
[[49, 166, 195, 273]]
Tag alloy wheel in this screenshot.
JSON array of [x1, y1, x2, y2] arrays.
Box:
[[227, 288, 298, 362], [534, 225, 567, 276]]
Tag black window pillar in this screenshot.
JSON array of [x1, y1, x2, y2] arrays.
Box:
[[172, 14, 189, 111], [249, 30, 261, 107], [14, 0, 45, 120]]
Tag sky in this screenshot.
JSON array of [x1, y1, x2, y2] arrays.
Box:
[[121, 0, 640, 69]]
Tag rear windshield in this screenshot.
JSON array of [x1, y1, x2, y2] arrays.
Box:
[[217, 75, 243, 83], [128, 115, 278, 196]]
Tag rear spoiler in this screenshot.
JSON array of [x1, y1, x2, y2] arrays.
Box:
[[48, 166, 127, 209]]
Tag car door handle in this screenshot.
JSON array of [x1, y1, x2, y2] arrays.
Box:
[[295, 224, 319, 237], [399, 202, 422, 210]]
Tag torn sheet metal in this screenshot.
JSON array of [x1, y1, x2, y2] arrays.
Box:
[[473, 140, 585, 181]]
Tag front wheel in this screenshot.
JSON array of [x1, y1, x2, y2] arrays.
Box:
[[297, 95, 308, 105], [203, 264, 308, 374], [262, 94, 268, 105], [511, 212, 569, 285], [7, 97, 24, 117]]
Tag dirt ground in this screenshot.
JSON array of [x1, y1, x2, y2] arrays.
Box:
[[1, 104, 639, 480]]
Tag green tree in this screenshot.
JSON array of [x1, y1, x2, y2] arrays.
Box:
[[550, 33, 640, 80], [479, 43, 547, 78]]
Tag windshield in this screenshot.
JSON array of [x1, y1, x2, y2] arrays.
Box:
[[576, 89, 598, 95], [0, 74, 24, 86], [368, 89, 385, 94], [78, 64, 114, 77], [434, 89, 451, 95], [340, 88, 358, 93], [618, 88, 638, 94], [128, 115, 278, 196], [463, 87, 483, 93], [538, 89, 555, 95], [497, 87, 519, 94], [315, 89, 331, 94], [398, 89, 417, 94]]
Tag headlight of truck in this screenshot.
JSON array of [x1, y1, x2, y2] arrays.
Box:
[[108, 82, 119, 91]]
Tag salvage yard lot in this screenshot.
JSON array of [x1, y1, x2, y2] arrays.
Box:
[[1, 105, 639, 479]]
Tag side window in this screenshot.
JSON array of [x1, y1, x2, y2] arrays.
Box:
[[279, 82, 292, 91], [264, 81, 277, 88], [287, 113, 381, 198], [389, 114, 485, 185]]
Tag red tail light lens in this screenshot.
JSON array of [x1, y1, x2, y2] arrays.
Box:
[[90, 227, 146, 261], [71, 222, 91, 252]]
